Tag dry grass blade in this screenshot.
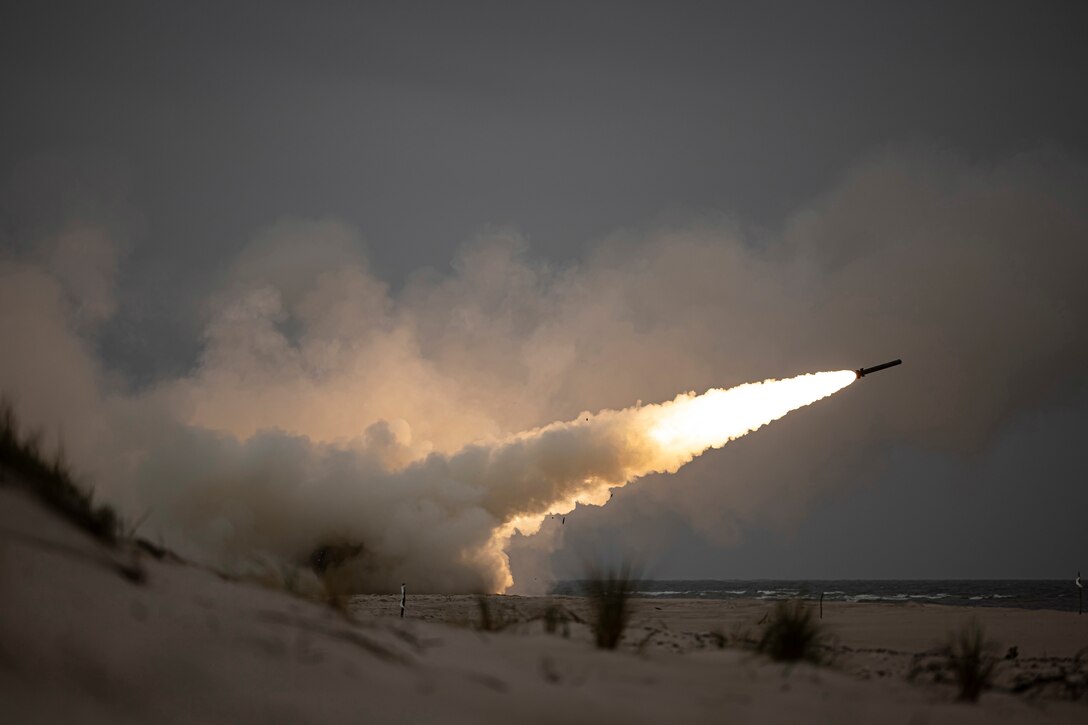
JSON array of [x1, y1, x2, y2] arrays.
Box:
[[944, 619, 999, 702], [585, 561, 639, 650], [0, 398, 118, 545], [756, 599, 826, 664], [476, 596, 513, 632]]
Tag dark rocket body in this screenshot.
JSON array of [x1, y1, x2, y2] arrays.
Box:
[[855, 359, 902, 378]]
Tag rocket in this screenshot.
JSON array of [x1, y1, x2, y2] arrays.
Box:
[[855, 359, 902, 379]]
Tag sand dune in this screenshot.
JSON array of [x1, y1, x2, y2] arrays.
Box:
[[1, 477, 1085, 724]]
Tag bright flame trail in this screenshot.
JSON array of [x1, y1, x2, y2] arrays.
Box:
[[482, 370, 857, 589], [644, 370, 858, 460]]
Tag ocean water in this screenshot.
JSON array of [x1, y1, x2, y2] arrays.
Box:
[[550, 580, 1085, 613]]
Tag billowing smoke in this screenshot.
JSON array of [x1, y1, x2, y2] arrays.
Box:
[[2, 149, 1088, 591]]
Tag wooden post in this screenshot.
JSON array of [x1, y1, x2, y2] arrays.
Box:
[[400, 582, 407, 619]]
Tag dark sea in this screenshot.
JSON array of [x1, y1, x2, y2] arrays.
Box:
[[551, 580, 1084, 613]]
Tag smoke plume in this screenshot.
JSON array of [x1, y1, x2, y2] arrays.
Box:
[[2, 149, 1087, 591]]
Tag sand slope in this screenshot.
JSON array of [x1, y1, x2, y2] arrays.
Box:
[[1, 478, 1085, 724]]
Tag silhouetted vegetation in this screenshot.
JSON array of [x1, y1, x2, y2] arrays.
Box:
[[542, 602, 574, 637], [756, 599, 826, 663], [943, 619, 998, 702], [476, 596, 516, 632], [0, 399, 117, 544], [585, 561, 639, 650], [309, 541, 364, 575], [707, 628, 728, 649]]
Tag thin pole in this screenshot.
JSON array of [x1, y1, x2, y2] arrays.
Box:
[[400, 582, 407, 619]]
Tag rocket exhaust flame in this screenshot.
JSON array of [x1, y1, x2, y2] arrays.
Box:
[[484, 370, 858, 588], [643, 371, 858, 458]]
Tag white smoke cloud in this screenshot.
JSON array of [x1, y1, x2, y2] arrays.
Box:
[[2, 149, 1087, 592]]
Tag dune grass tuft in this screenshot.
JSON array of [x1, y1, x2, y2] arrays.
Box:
[[944, 619, 999, 702], [585, 561, 639, 650], [542, 602, 574, 637], [476, 596, 516, 632], [756, 599, 826, 663], [0, 398, 118, 545]]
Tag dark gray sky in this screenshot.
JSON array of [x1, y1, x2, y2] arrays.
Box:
[[3, 1, 1087, 581]]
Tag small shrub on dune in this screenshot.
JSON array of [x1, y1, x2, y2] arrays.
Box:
[[585, 561, 639, 650], [542, 603, 563, 634], [943, 619, 999, 702], [320, 571, 354, 618], [756, 599, 826, 664], [542, 602, 574, 638], [476, 596, 515, 632], [301, 540, 366, 615]]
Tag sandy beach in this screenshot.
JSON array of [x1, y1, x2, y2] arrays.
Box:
[[6, 5, 1088, 722], [3, 482, 1086, 724]]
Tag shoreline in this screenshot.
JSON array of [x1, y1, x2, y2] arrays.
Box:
[[555, 579, 1085, 613], [352, 593, 1088, 704], [350, 593, 1088, 659]]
